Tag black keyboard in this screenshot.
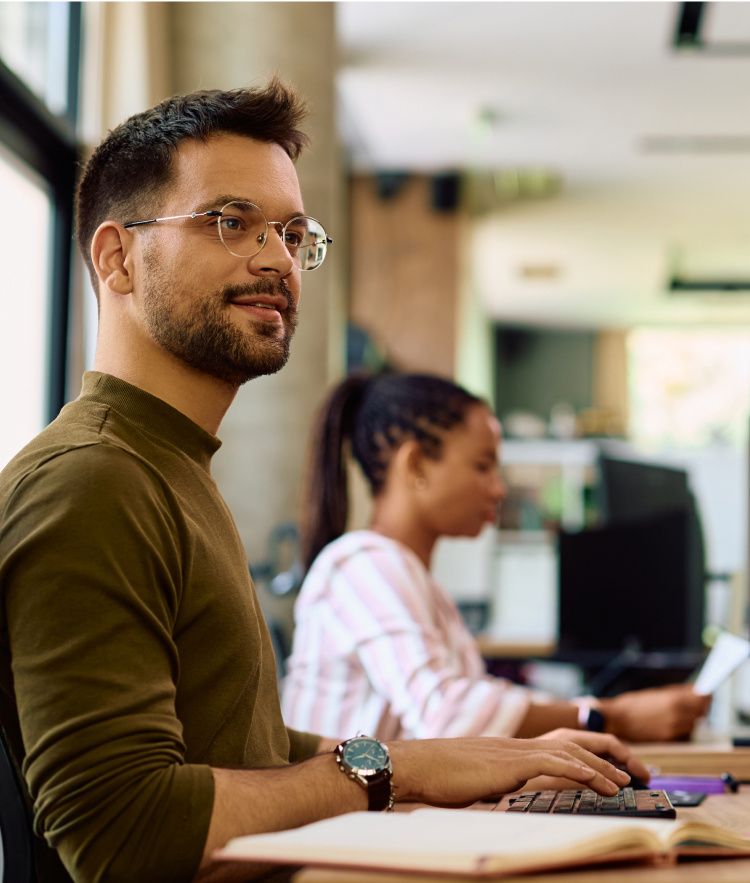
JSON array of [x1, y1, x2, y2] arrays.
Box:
[[497, 787, 676, 818]]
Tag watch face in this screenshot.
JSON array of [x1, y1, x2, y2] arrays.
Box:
[[342, 737, 389, 773]]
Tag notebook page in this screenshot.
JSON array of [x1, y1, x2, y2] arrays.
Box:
[[218, 808, 682, 872]]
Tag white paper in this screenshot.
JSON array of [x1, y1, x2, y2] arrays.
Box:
[[693, 631, 750, 695], [216, 808, 681, 871]]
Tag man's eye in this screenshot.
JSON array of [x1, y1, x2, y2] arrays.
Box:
[[284, 232, 303, 248], [221, 217, 242, 232]]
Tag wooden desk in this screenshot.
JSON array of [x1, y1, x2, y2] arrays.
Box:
[[295, 788, 750, 883], [634, 742, 750, 779], [475, 636, 555, 659]]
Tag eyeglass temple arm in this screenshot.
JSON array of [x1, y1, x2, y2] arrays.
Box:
[[123, 210, 222, 229]]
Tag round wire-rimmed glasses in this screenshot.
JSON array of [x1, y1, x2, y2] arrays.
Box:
[[123, 200, 333, 271]]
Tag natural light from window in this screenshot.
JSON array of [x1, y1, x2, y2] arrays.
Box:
[[0, 144, 51, 469], [628, 327, 750, 451], [0, 2, 71, 116]]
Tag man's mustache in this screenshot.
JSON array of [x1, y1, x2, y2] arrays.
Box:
[[222, 280, 296, 314]]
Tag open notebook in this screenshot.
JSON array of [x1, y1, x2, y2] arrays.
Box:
[[214, 806, 750, 878]]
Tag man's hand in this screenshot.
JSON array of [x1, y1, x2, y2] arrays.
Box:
[[600, 684, 711, 742], [201, 735, 630, 877], [524, 728, 651, 792], [387, 736, 631, 807]]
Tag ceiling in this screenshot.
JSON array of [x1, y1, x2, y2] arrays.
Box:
[[336, 2, 750, 328]]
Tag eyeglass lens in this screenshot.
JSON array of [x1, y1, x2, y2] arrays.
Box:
[[218, 201, 328, 271]]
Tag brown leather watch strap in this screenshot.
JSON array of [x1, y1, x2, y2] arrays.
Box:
[[367, 768, 393, 812]]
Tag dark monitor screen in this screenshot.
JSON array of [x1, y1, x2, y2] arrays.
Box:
[[597, 456, 691, 525], [557, 511, 705, 658]]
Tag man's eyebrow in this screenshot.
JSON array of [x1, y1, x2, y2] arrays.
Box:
[[195, 195, 246, 213], [195, 196, 307, 220]]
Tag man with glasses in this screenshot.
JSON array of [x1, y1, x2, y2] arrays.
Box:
[[0, 80, 640, 883]]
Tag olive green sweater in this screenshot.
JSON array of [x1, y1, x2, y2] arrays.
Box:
[[0, 372, 319, 883]]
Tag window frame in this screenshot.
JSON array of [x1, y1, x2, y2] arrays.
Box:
[[0, 2, 81, 423]]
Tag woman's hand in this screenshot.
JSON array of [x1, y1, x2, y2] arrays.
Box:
[[387, 736, 631, 807], [600, 685, 711, 742]]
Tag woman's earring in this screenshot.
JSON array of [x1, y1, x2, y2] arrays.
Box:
[[415, 477, 427, 491]]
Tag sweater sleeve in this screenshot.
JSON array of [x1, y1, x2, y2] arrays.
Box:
[[0, 445, 214, 883], [326, 545, 532, 739], [285, 728, 321, 763]]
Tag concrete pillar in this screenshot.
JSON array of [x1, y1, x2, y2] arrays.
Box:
[[167, 3, 345, 568]]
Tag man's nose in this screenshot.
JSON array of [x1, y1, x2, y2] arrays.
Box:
[[250, 224, 295, 275]]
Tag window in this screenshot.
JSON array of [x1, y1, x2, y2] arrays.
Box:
[[628, 327, 750, 450], [0, 2, 80, 467], [0, 2, 78, 121], [0, 146, 53, 466]]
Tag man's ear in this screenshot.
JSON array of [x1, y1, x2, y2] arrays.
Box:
[[91, 221, 134, 296]]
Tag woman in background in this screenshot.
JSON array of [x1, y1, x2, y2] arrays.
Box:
[[281, 373, 709, 744]]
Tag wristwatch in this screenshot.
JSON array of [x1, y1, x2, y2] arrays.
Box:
[[574, 699, 606, 732], [334, 735, 394, 812]]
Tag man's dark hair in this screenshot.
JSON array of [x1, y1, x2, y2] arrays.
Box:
[[75, 77, 309, 294]]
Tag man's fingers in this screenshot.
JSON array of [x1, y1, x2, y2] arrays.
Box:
[[622, 756, 650, 781], [563, 732, 630, 763], [537, 729, 650, 783], [590, 739, 651, 782], [522, 745, 631, 795], [539, 740, 631, 782], [389, 736, 636, 808], [519, 751, 621, 795]]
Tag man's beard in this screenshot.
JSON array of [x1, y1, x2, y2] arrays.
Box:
[[141, 256, 298, 387]]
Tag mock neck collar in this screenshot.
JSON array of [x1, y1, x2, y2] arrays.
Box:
[[78, 371, 222, 469]]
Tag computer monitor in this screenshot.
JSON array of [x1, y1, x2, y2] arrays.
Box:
[[557, 456, 706, 688], [558, 511, 704, 655], [596, 457, 692, 525]]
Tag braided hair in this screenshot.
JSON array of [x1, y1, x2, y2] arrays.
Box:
[[301, 373, 483, 570]]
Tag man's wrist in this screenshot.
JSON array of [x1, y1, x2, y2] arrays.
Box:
[[334, 736, 394, 811]]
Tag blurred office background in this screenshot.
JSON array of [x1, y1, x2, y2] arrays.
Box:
[[3, 1, 750, 725]]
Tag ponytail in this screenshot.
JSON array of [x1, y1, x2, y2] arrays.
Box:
[[301, 374, 370, 572]]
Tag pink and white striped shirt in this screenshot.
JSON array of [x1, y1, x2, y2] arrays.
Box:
[[281, 530, 534, 741]]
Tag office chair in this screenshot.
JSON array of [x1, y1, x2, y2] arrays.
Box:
[[0, 726, 36, 883]]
